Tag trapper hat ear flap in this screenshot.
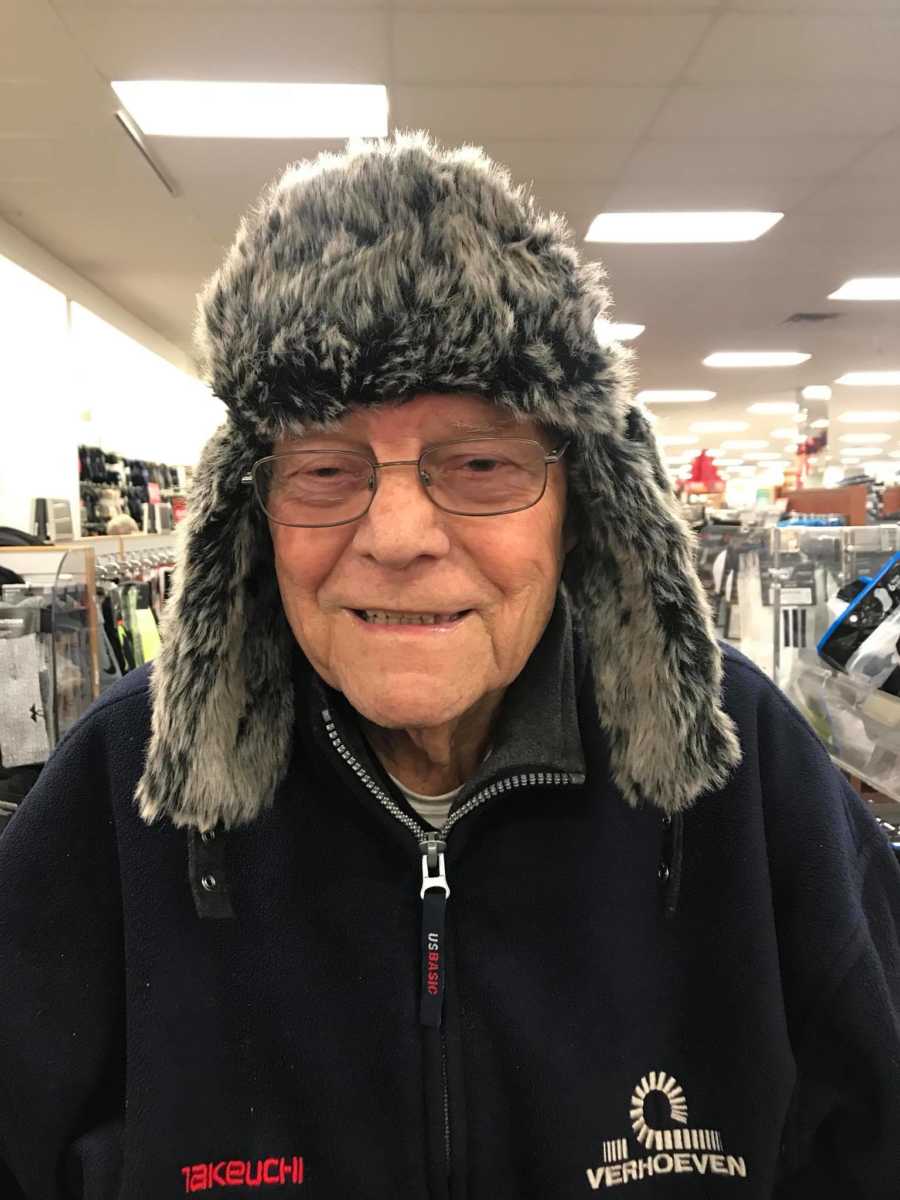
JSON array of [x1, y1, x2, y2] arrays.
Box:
[[135, 421, 295, 832], [566, 404, 741, 814]]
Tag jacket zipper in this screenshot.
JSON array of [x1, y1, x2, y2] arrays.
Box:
[[321, 708, 580, 1181]]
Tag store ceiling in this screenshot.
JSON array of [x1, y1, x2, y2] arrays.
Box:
[[3, 0, 900, 462]]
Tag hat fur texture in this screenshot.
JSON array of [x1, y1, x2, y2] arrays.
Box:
[[135, 132, 741, 832]]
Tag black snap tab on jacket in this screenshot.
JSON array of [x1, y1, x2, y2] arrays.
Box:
[[661, 814, 672, 827], [187, 829, 235, 920], [658, 863, 670, 884]]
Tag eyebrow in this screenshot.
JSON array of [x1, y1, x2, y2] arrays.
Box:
[[448, 418, 518, 435]]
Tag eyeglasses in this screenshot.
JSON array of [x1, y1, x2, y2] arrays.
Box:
[[243, 437, 569, 528]]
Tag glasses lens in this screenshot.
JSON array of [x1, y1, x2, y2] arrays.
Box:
[[255, 451, 373, 526], [422, 439, 547, 515]]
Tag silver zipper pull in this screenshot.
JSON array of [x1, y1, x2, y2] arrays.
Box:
[[419, 835, 450, 898]]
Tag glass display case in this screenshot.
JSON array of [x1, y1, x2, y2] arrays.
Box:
[[0, 545, 99, 766], [761, 524, 900, 821]]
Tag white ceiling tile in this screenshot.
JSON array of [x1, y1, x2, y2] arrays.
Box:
[[530, 180, 616, 227], [622, 138, 866, 183], [472, 140, 634, 183], [391, 86, 666, 142], [63, 8, 390, 80], [650, 85, 900, 140], [847, 137, 900, 179], [0, 128, 165, 186], [688, 13, 900, 84], [396, 0, 719, 7], [601, 176, 813, 211], [798, 174, 900, 212], [732, 0, 900, 9], [155, 138, 345, 182], [57, 0, 385, 8], [393, 12, 713, 85], [0, 79, 115, 137]]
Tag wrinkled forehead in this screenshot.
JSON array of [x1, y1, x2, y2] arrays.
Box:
[[274, 393, 549, 450]]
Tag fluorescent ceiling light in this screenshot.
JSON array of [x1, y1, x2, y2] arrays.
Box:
[[810, 417, 830, 429], [747, 401, 799, 415], [770, 427, 798, 439], [801, 385, 832, 401], [110, 81, 389, 138], [829, 277, 900, 301], [657, 435, 699, 446], [690, 420, 750, 434], [594, 319, 645, 343], [585, 211, 782, 244], [743, 451, 782, 460], [704, 352, 810, 369], [839, 432, 891, 444], [711, 458, 743, 467], [835, 371, 900, 387], [637, 390, 716, 404], [889, 452, 900, 459], [720, 439, 769, 449], [837, 410, 900, 423]]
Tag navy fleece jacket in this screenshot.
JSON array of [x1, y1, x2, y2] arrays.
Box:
[[0, 636, 898, 1199]]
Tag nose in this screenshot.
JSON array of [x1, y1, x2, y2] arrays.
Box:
[[350, 464, 452, 567]]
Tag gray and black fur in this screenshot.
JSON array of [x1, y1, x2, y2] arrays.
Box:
[[136, 132, 741, 832]]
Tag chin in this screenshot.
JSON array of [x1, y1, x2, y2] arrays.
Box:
[[339, 675, 476, 731]]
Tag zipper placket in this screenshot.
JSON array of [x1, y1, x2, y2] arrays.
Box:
[[321, 708, 580, 1183]]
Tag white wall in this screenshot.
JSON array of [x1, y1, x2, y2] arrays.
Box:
[[0, 216, 224, 537], [0, 256, 74, 535]]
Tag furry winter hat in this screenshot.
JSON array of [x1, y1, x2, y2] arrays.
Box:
[[135, 131, 741, 832]]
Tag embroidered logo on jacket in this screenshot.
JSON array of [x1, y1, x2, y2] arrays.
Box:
[[585, 1071, 748, 1189], [180, 1156, 304, 1192]]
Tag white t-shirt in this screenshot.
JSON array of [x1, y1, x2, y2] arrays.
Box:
[[385, 771, 464, 829]]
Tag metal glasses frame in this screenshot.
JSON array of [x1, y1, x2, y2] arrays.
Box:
[[241, 436, 570, 528]]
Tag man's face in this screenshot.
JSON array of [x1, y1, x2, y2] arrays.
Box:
[[268, 393, 569, 732]]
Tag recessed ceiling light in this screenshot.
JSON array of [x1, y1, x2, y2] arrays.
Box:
[[585, 212, 782, 244], [747, 401, 799, 415], [637, 390, 716, 404], [839, 432, 891, 444], [835, 371, 900, 387], [657, 435, 699, 446], [770, 427, 798, 439], [110, 80, 389, 138], [810, 418, 830, 429], [689, 420, 750, 434], [704, 352, 810, 368], [829, 278, 900, 301], [594, 319, 645, 343], [720, 439, 769, 449], [837, 410, 900, 423], [801, 385, 832, 401]]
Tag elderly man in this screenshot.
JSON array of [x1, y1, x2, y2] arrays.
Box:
[[0, 134, 898, 1200]]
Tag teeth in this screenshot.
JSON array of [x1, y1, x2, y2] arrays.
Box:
[[362, 610, 462, 625]]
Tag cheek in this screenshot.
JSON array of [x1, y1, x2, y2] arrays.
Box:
[[270, 527, 343, 612]]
